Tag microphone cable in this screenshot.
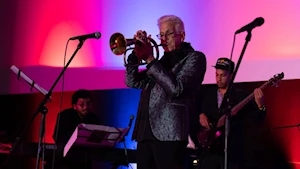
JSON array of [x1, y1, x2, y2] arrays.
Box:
[[50, 39, 70, 169]]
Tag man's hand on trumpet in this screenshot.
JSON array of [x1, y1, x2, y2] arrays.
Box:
[[134, 30, 155, 64]]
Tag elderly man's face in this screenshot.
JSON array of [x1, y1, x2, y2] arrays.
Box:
[[159, 22, 184, 52]]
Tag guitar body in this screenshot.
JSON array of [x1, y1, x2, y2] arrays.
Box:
[[196, 125, 223, 149]]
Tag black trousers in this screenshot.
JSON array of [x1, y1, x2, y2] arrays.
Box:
[[136, 140, 187, 169]]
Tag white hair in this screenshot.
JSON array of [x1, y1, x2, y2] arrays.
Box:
[[157, 15, 185, 33]]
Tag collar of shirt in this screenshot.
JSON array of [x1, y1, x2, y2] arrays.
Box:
[[217, 89, 224, 108]]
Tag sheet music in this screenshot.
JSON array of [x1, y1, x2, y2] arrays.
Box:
[[63, 123, 129, 157], [80, 124, 126, 132]]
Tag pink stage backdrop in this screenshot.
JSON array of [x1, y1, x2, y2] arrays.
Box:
[[0, 0, 299, 95]]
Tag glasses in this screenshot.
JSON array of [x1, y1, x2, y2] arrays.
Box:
[[156, 32, 175, 40]]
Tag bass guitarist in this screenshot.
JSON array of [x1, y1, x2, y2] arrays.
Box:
[[196, 57, 267, 169]]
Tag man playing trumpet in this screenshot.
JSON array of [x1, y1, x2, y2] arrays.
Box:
[[125, 14, 207, 169]]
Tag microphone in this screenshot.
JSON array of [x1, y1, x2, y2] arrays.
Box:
[[69, 32, 101, 40], [122, 115, 134, 139], [235, 17, 265, 34], [128, 115, 134, 128]]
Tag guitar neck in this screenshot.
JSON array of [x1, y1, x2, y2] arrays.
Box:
[[216, 81, 270, 128], [231, 93, 254, 116]]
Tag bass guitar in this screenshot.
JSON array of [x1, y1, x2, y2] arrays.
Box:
[[197, 72, 284, 149]]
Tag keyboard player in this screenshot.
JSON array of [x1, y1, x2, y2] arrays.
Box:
[[46, 89, 100, 169]]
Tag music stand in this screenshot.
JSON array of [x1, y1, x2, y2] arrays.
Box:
[[63, 124, 130, 157]]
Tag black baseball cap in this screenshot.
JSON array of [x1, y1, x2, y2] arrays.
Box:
[[213, 57, 235, 73]]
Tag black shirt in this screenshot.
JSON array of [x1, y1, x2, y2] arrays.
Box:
[[53, 108, 100, 145], [50, 108, 100, 169], [136, 82, 156, 141]]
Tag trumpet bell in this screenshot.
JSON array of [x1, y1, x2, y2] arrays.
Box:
[[109, 32, 134, 55], [109, 32, 161, 67]]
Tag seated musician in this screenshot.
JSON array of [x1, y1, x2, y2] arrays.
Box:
[[196, 58, 266, 169], [47, 89, 100, 169]]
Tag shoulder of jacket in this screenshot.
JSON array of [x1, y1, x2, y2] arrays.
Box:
[[189, 51, 205, 56], [187, 51, 206, 61]]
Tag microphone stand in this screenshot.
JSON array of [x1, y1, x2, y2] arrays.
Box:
[[10, 39, 86, 169], [222, 30, 252, 169], [111, 115, 134, 169]]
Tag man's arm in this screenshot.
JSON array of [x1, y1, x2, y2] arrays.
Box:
[[240, 88, 266, 124], [251, 88, 267, 123], [246, 99, 266, 124], [198, 94, 213, 129], [146, 51, 207, 97], [125, 52, 148, 89]]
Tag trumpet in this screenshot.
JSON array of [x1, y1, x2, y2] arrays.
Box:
[[109, 32, 163, 67]]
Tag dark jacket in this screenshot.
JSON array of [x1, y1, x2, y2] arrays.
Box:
[[126, 42, 207, 141]]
